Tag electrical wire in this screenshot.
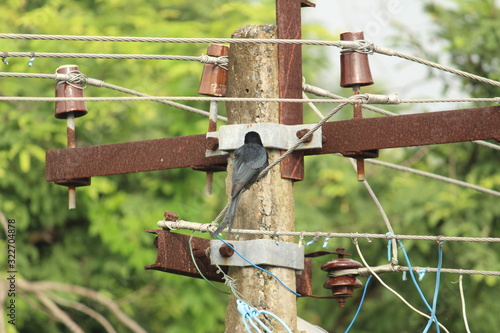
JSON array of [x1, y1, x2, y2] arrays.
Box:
[[458, 275, 472, 333], [343, 275, 372, 333], [353, 239, 450, 333], [214, 236, 300, 297], [1, 52, 228, 63], [0, 94, 497, 104], [1, 33, 500, 87], [188, 232, 231, 295], [423, 243, 444, 333]]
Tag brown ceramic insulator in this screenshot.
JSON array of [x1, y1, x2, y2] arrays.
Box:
[[340, 32, 374, 88], [321, 248, 363, 307], [55, 65, 88, 119], [198, 44, 229, 97]]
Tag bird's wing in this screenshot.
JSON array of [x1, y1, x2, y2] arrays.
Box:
[[231, 144, 268, 196]]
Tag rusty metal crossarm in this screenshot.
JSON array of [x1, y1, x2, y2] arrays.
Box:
[[46, 134, 228, 181], [45, 106, 499, 183], [305, 106, 499, 156]]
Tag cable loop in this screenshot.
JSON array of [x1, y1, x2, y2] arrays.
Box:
[[199, 54, 228, 70], [340, 40, 374, 54], [56, 70, 87, 89]]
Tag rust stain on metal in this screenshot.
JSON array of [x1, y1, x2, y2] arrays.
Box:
[[205, 136, 219, 150], [145, 229, 314, 290], [305, 106, 500, 156], [144, 229, 226, 281], [46, 134, 228, 181], [46, 107, 499, 182], [296, 257, 313, 296], [276, 0, 314, 181], [219, 243, 235, 258]]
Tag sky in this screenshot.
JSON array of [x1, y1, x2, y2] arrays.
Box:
[[302, 0, 465, 113]]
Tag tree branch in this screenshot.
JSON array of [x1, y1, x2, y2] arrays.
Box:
[[34, 290, 84, 333], [18, 279, 147, 333], [49, 292, 117, 333]]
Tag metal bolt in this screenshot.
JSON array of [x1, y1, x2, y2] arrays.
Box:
[[219, 243, 235, 257], [296, 129, 313, 143], [206, 137, 220, 151]]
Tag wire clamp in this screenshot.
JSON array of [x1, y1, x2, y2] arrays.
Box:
[[206, 123, 323, 157], [210, 239, 304, 270]]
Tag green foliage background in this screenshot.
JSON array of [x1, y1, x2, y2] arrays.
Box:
[[0, 0, 498, 332]]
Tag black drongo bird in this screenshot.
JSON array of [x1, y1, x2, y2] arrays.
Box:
[[212, 131, 268, 238]]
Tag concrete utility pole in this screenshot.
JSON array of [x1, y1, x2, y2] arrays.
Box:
[[223, 24, 298, 332]]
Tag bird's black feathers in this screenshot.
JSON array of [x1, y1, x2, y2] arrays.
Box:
[[212, 131, 268, 238]]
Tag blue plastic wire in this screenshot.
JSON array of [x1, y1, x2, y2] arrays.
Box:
[[215, 236, 301, 296], [386, 232, 394, 262], [344, 275, 372, 333], [237, 299, 292, 333], [423, 243, 444, 333], [398, 241, 432, 312], [399, 241, 440, 332]]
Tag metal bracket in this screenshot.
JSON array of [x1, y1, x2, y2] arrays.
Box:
[[210, 239, 305, 270], [206, 123, 323, 157]]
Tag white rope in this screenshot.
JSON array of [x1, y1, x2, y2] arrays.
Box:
[[159, 220, 500, 243], [329, 264, 500, 278], [472, 140, 500, 151], [458, 275, 472, 333]]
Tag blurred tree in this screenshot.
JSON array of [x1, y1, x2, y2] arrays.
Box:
[[295, 0, 500, 332], [0, 1, 275, 332], [1, 0, 498, 332]]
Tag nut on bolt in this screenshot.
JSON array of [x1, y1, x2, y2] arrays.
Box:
[[296, 129, 313, 143], [219, 243, 235, 258], [206, 137, 219, 150]]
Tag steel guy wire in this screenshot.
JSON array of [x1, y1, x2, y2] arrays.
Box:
[[2, 33, 499, 87], [160, 220, 500, 243], [0, 94, 497, 104], [1, 51, 229, 64], [364, 158, 500, 197], [0, 71, 227, 121]]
